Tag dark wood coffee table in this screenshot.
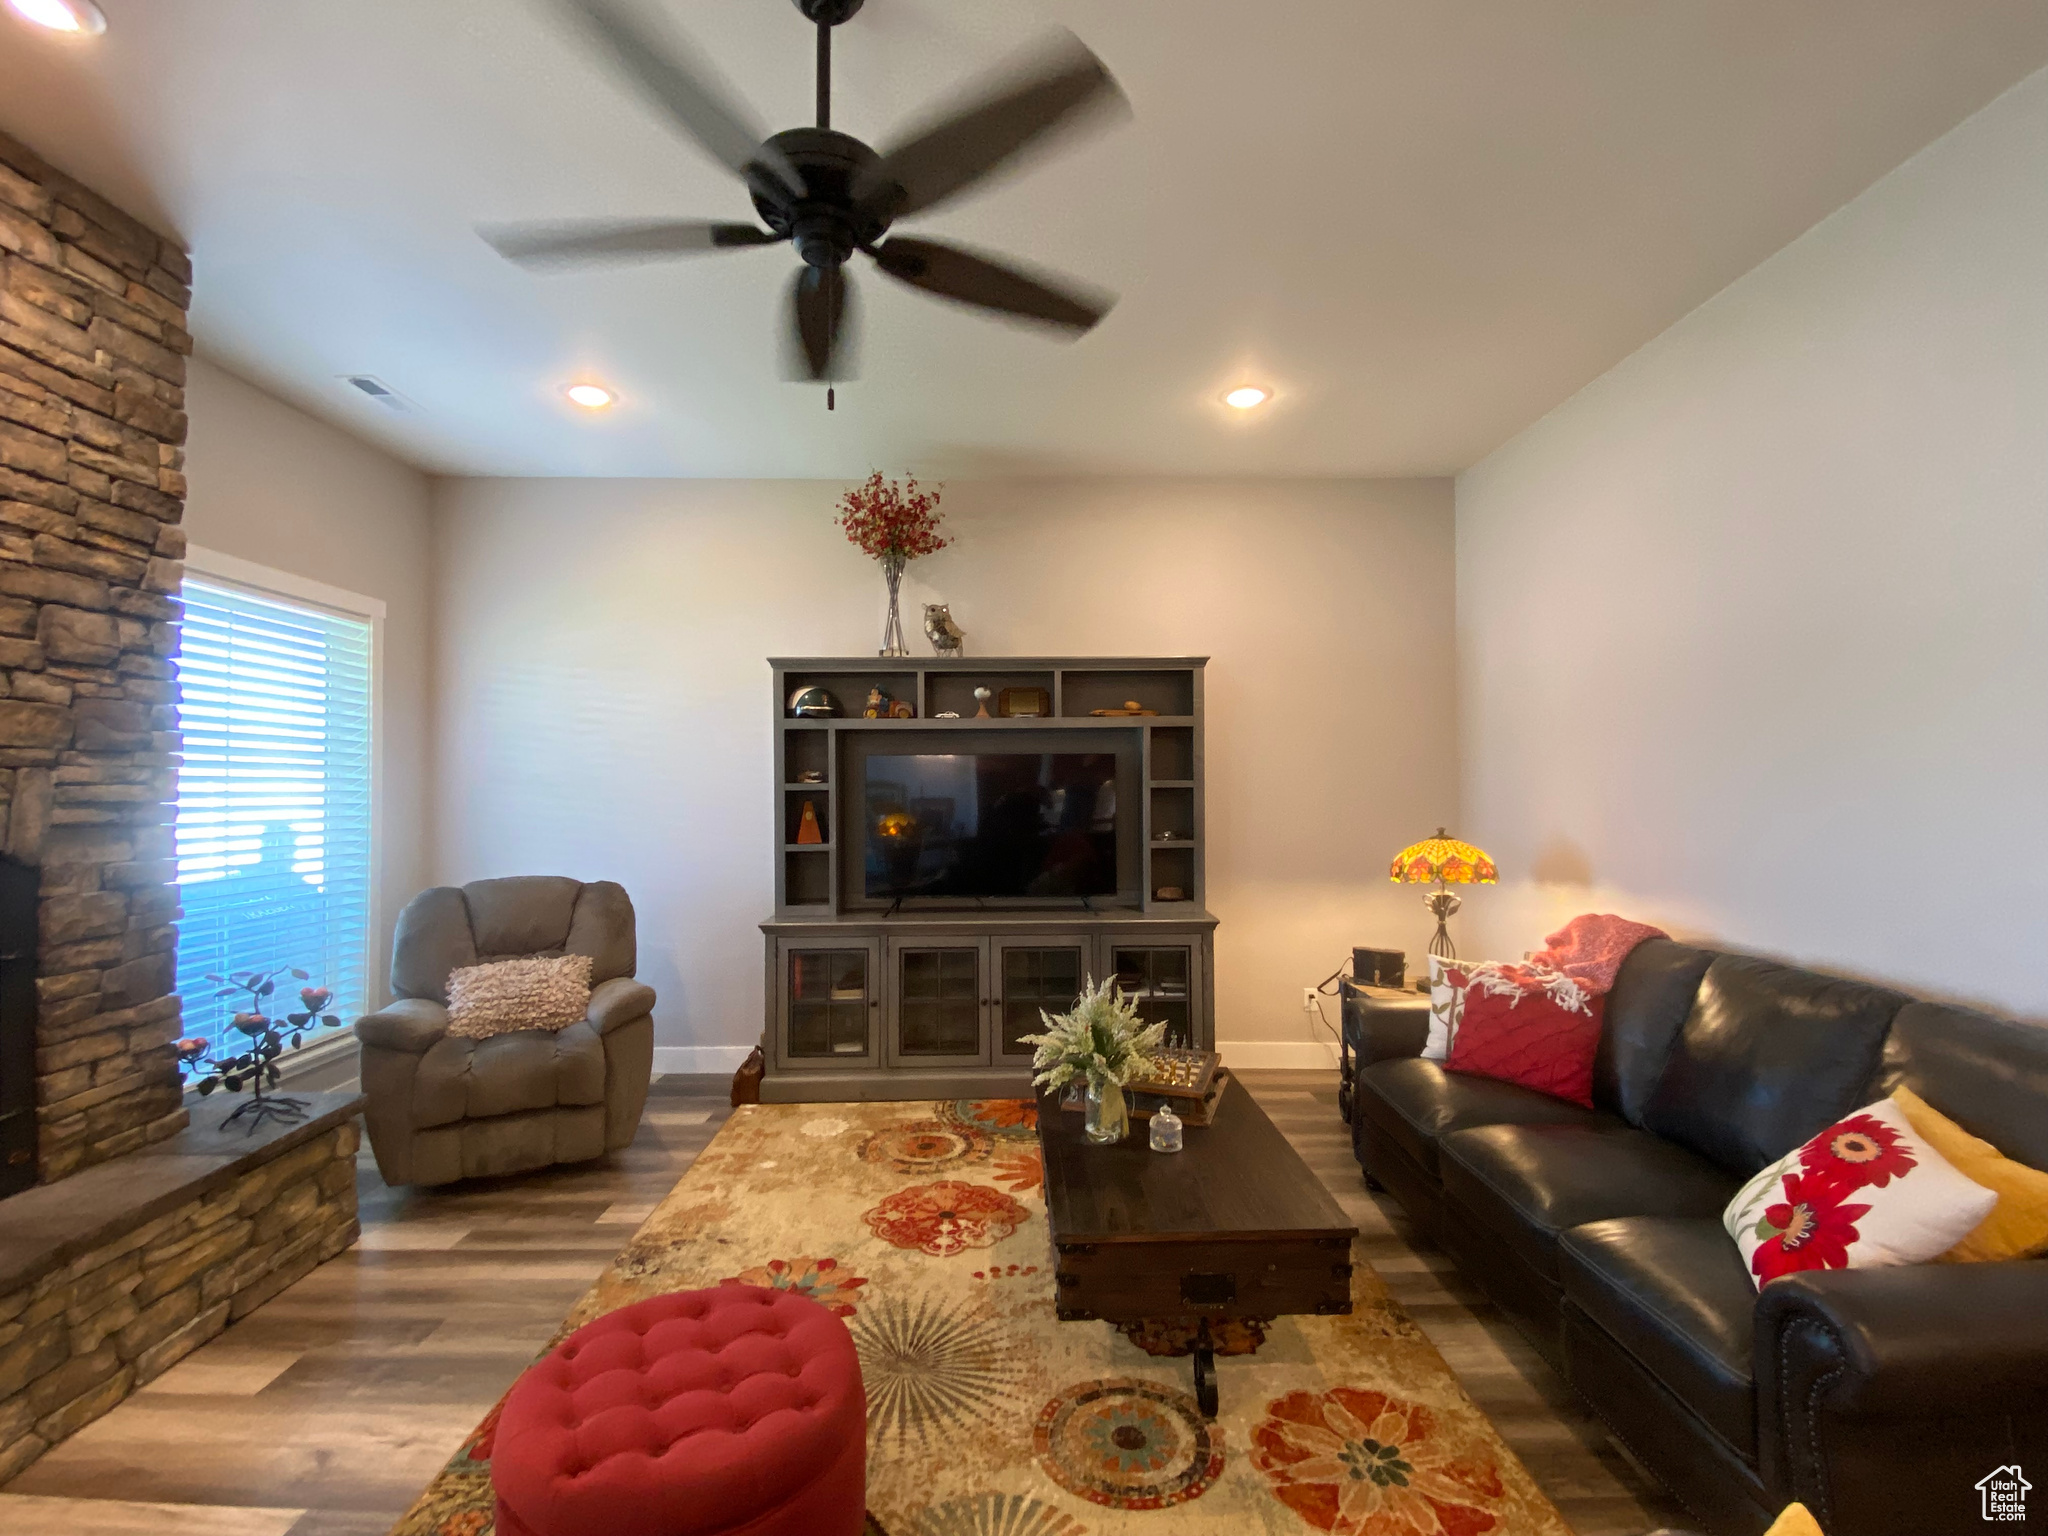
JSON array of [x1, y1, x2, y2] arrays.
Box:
[[1039, 1074, 1358, 1416]]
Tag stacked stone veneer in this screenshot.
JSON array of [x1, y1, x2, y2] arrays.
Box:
[[0, 129, 190, 1182], [0, 1117, 361, 1481]]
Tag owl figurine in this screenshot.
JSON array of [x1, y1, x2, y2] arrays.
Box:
[[923, 604, 966, 657]]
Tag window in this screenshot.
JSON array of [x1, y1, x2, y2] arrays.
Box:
[[173, 571, 375, 1056]]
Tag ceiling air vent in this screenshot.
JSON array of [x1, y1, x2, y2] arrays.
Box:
[[341, 375, 414, 413]]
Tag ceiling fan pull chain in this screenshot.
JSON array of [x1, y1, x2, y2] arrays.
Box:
[[828, 387, 836, 411]]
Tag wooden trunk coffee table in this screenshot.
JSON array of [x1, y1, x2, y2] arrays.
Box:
[[1039, 1074, 1358, 1416]]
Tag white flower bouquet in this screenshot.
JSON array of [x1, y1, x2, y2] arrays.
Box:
[[1020, 974, 1168, 1094]]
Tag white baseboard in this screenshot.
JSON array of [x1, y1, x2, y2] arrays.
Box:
[[1215, 1039, 1340, 1071], [652, 1045, 754, 1076]]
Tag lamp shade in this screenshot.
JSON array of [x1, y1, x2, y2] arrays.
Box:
[[1390, 828, 1498, 885]]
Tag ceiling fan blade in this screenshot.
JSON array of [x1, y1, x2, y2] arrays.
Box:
[[482, 219, 783, 270], [788, 264, 855, 381], [550, 0, 802, 198], [870, 237, 1112, 332], [856, 31, 1127, 221]]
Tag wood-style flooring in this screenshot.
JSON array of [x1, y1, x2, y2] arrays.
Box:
[[1248, 1070, 1691, 1535], [0, 1070, 1689, 1535]]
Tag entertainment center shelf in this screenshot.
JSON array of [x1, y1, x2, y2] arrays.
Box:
[[761, 655, 1216, 1102]]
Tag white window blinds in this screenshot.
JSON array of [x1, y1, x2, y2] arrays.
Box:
[[173, 577, 373, 1053]]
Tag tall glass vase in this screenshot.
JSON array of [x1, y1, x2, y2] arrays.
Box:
[[879, 553, 910, 658], [1084, 1077, 1128, 1144]]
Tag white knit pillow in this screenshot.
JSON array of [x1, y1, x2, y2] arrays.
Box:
[[446, 954, 593, 1040]]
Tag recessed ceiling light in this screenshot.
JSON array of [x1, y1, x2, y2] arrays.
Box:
[[564, 383, 616, 410], [5, 0, 106, 34], [1224, 386, 1271, 411]]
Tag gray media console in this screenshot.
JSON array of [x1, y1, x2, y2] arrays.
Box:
[[759, 655, 1217, 1102]]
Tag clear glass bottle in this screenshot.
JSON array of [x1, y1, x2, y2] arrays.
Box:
[[1149, 1101, 1184, 1153], [1084, 1077, 1128, 1144]]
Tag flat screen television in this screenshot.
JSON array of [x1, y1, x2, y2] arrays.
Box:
[[863, 752, 1117, 901]]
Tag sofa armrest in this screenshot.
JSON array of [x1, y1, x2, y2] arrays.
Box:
[[354, 997, 451, 1054], [1341, 980, 1431, 1066], [587, 977, 656, 1036], [1756, 1262, 2048, 1530], [1758, 1260, 2048, 1420]]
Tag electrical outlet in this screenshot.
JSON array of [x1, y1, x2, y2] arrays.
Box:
[[1302, 986, 1317, 1013]]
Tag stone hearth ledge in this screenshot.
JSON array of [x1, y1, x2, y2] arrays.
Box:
[[0, 1091, 363, 1481]]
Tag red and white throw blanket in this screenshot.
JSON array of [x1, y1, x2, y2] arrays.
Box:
[[1429, 913, 1668, 1070], [1528, 912, 1669, 996], [1458, 961, 1599, 1016]]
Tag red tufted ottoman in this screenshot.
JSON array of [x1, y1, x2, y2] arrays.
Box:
[[493, 1285, 867, 1536]]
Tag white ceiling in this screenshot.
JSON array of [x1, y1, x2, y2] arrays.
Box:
[[4, 1, 2045, 478]]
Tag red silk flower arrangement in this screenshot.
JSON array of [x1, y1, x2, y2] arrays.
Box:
[[835, 472, 949, 563], [835, 472, 949, 657]]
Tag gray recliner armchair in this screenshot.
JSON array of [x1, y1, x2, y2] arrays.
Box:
[[355, 876, 656, 1186]]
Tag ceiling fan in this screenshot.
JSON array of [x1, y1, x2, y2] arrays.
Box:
[[484, 0, 1128, 406]]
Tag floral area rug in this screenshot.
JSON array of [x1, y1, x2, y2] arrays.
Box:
[[387, 1100, 1571, 1536]]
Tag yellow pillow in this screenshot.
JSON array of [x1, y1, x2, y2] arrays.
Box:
[[1763, 1504, 1825, 1536], [1892, 1087, 2048, 1263]]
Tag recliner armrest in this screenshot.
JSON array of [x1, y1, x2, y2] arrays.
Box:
[[1758, 1260, 2048, 1419], [587, 977, 656, 1036], [354, 997, 451, 1054]]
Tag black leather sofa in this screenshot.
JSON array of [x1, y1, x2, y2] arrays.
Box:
[[1345, 941, 2048, 1536]]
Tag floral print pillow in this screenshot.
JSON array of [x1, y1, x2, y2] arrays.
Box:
[[1723, 1096, 1998, 1289], [1423, 956, 1467, 1061]]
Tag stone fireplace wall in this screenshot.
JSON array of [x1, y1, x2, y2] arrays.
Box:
[[0, 129, 190, 1183]]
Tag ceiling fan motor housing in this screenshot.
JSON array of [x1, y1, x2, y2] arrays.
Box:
[[752, 127, 891, 268]]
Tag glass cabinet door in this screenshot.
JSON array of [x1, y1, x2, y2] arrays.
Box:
[[784, 946, 876, 1063], [894, 945, 984, 1059], [993, 940, 1087, 1058], [1106, 942, 1200, 1049]]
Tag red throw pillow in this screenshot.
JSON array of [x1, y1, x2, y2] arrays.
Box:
[[1446, 972, 1604, 1108]]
